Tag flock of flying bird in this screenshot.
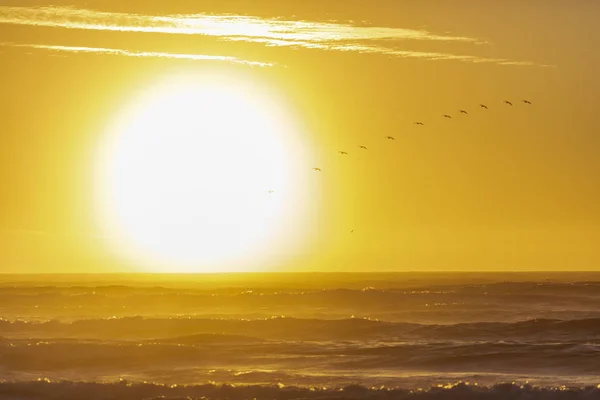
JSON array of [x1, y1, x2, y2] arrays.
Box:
[[310, 99, 533, 173], [264, 98, 533, 234]]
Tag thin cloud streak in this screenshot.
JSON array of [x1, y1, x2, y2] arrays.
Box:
[[227, 38, 536, 66], [1, 43, 273, 66], [0, 6, 537, 66], [0, 6, 478, 43]]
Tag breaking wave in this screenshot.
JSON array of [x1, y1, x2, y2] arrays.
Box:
[[0, 381, 599, 400]]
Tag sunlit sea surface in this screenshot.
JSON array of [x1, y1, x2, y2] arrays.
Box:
[[1, 272, 600, 399]]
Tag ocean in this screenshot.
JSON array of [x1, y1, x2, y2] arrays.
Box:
[[1, 272, 599, 399]]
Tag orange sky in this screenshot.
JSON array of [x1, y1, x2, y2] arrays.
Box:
[[1, 0, 599, 272]]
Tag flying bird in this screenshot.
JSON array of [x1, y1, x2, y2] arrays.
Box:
[[460, 110, 468, 115], [414, 122, 424, 126], [386, 136, 395, 140], [504, 101, 513, 106], [359, 146, 368, 150], [338, 151, 348, 155], [350, 230, 354, 234], [312, 168, 322, 172], [523, 100, 532, 105], [443, 114, 452, 119], [480, 104, 488, 109]]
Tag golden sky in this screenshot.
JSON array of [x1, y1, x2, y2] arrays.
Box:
[[1, 0, 599, 273]]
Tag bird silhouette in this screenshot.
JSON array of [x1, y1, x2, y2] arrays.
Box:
[[523, 100, 532, 105], [350, 230, 354, 234], [303, 97, 520, 181]]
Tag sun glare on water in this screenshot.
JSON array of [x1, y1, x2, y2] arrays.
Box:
[[95, 73, 313, 272]]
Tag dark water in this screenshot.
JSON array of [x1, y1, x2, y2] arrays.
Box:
[[1, 273, 600, 399]]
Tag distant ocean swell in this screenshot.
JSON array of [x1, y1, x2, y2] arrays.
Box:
[[2, 282, 600, 323]]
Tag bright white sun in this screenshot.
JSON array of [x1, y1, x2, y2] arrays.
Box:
[[95, 73, 314, 272]]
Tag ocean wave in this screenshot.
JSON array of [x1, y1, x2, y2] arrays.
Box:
[[3, 316, 600, 342], [2, 282, 600, 324], [157, 333, 265, 345], [1, 332, 600, 375], [0, 380, 598, 400], [2, 277, 600, 391]]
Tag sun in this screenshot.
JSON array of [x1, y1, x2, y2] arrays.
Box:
[[95, 72, 314, 272]]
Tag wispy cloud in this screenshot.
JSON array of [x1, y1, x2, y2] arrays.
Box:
[[228, 38, 535, 66], [0, 6, 535, 66], [1, 43, 273, 66], [0, 6, 477, 42]]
